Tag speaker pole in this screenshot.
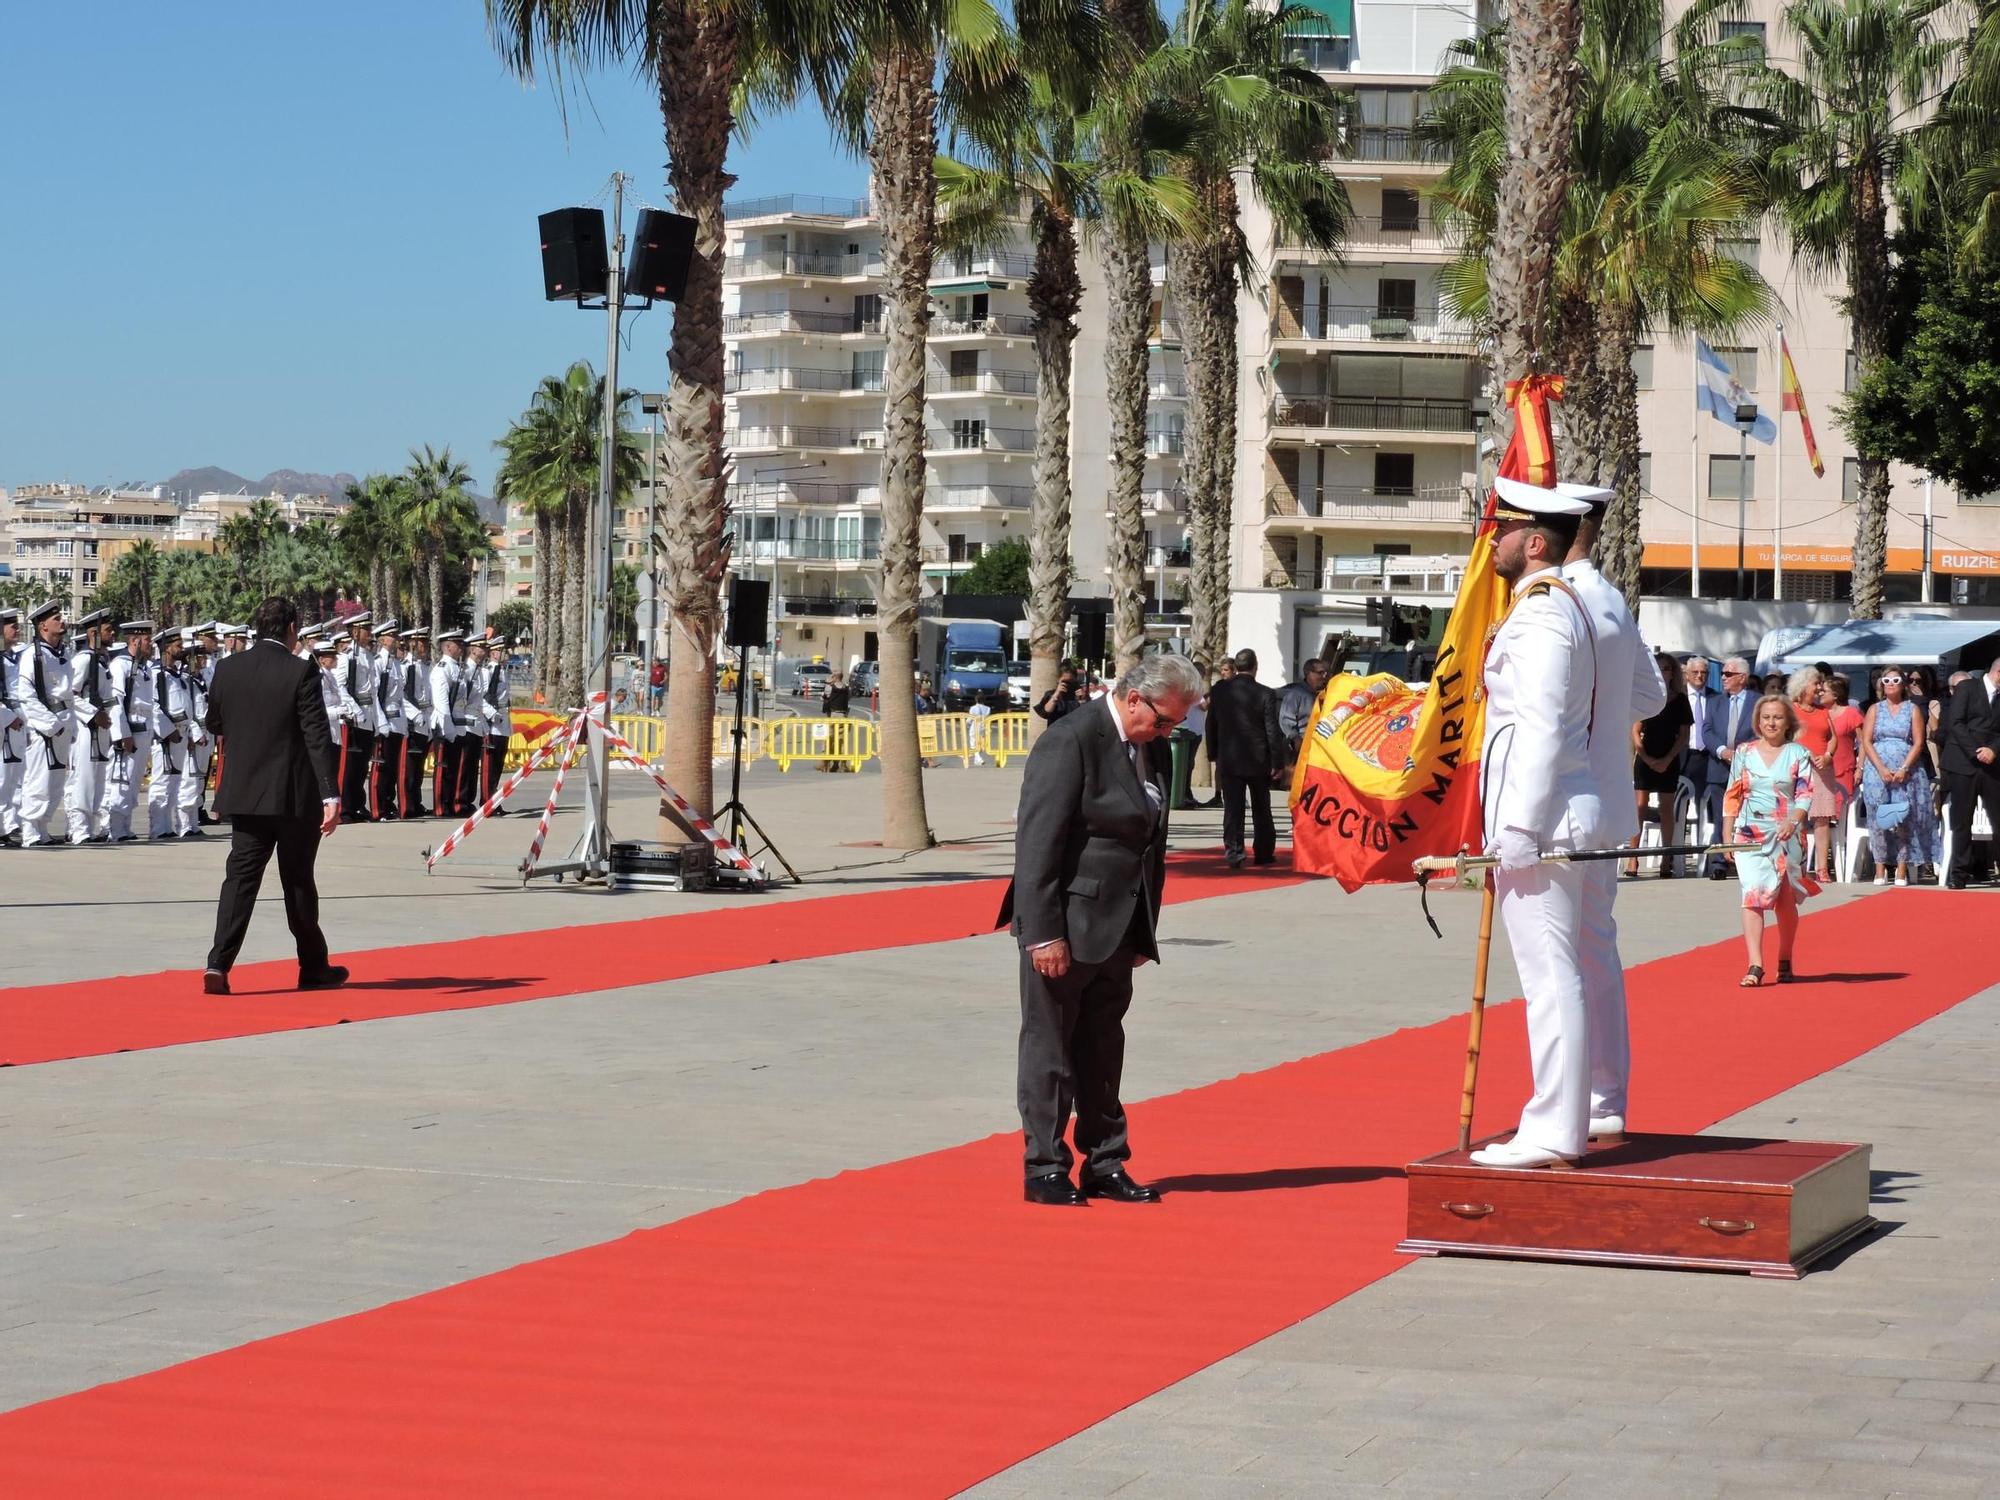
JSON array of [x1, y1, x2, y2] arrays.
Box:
[[589, 170, 627, 875]]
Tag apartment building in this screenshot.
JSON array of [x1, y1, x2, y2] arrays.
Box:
[[168, 490, 346, 545], [718, 193, 1188, 671], [3, 485, 180, 616]]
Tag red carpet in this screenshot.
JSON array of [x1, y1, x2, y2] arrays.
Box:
[[0, 853, 1306, 1067], [0, 891, 1988, 1497]]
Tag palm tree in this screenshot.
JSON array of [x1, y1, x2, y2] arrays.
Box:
[[400, 446, 479, 649], [1750, 0, 1960, 618], [1429, 0, 1775, 606], [339, 475, 403, 619], [122, 539, 161, 621], [1153, 0, 1350, 673]]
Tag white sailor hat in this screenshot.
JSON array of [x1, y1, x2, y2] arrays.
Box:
[[404, 626, 430, 641], [437, 628, 465, 642], [118, 618, 157, 634], [300, 622, 326, 639], [345, 613, 373, 630], [74, 608, 110, 629], [332, 631, 352, 646], [29, 600, 62, 624], [223, 623, 250, 639], [196, 620, 222, 637], [1554, 481, 1617, 511], [375, 618, 399, 636], [180, 627, 203, 648], [0, 608, 18, 625], [487, 635, 510, 650], [1492, 475, 1593, 522]]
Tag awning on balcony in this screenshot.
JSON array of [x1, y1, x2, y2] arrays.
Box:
[[1289, 0, 1353, 36], [931, 278, 1005, 296]]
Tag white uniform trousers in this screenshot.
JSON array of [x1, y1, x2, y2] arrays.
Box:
[[0, 733, 23, 836], [179, 741, 209, 827], [20, 733, 69, 845], [1578, 859, 1631, 1121], [191, 742, 214, 817], [149, 735, 188, 837], [1496, 854, 1591, 1158], [105, 732, 152, 839], [65, 737, 109, 842]]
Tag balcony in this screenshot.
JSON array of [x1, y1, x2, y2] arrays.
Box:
[[1279, 214, 1450, 260], [725, 366, 883, 395], [724, 193, 870, 221], [1265, 484, 1472, 525], [725, 425, 882, 452], [1145, 429, 1185, 455], [723, 249, 883, 281], [929, 484, 1032, 511], [781, 594, 879, 617], [1271, 303, 1476, 347], [930, 311, 1036, 338], [735, 537, 882, 563], [1342, 128, 1449, 166], [1322, 553, 1469, 593], [724, 309, 881, 337], [926, 425, 1034, 454], [1268, 395, 1475, 437], [1149, 376, 1189, 400], [931, 251, 1034, 283], [925, 369, 1037, 397], [727, 482, 870, 511]]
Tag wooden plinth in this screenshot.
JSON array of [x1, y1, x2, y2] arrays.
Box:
[[1398, 1134, 1875, 1279]]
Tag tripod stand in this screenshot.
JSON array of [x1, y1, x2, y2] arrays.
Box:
[[713, 639, 800, 883]]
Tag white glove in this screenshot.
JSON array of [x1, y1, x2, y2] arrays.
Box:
[[1486, 827, 1541, 873]]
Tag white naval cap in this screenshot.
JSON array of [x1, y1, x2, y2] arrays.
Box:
[[1492, 475, 1593, 521], [1554, 481, 1616, 510]]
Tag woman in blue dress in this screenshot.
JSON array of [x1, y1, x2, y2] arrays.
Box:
[[1861, 669, 1931, 886], [1726, 694, 1821, 987]]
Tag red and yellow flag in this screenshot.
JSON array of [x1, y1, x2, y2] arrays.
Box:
[[1287, 375, 1564, 890], [1778, 332, 1825, 478]]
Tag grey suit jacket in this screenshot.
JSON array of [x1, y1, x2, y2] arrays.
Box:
[[997, 698, 1169, 965]]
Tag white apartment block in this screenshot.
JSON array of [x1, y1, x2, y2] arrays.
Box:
[[3, 486, 180, 616], [718, 193, 1188, 671]]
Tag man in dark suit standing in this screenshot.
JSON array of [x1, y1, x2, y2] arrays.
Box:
[[1942, 657, 2000, 888], [1699, 656, 1761, 877], [999, 652, 1203, 1207], [202, 596, 348, 995], [1204, 647, 1286, 867]]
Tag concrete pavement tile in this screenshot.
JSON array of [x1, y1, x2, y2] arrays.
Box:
[[1954, 1409, 2000, 1430], [1760, 1434, 1925, 1465], [1903, 1383, 2000, 1406], [1912, 1443, 2000, 1475], [1665, 1454, 1834, 1488], [1814, 1464, 1990, 1496], [1540, 1461, 1725, 1499], [1852, 1361, 1996, 1383]]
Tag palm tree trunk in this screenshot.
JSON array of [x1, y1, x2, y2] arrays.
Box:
[[1027, 207, 1083, 740], [868, 38, 939, 850], [1102, 216, 1153, 681], [1552, 290, 1605, 483], [1594, 295, 1644, 610], [654, 0, 738, 817], [532, 509, 554, 701], [1849, 161, 1893, 620], [1486, 0, 1584, 458], [428, 549, 444, 645], [562, 491, 587, 707]]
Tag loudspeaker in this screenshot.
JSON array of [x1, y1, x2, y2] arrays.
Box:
[[1075, 611, 1107, 663], [627, 209, 697, 303], [538, 207, 609, 301], [727, 578, 770, 648]]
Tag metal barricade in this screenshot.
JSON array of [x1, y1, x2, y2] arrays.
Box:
[[713, 716, 764, 765], [917, 712, 972, 765], [763, 715, 878, 771], [982, 712, 1033, 767]]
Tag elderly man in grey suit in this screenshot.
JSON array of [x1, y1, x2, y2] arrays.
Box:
[[999, 652, 1204, 1207]]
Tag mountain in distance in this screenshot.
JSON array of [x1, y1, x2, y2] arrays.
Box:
[[158, 465, 359, 502]]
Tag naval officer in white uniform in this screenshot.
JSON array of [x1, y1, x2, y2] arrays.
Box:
[[1473, 476, 1601, 1170], [1558, 483, 1668, 1146]]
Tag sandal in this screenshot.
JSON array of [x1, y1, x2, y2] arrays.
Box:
[[1776, 960, 1794, 983], [1740, 965, 1764, 988]]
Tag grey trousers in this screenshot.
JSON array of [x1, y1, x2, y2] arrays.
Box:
[[1016, 946, 1136, 1180]]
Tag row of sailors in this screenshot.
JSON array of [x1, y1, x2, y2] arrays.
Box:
[[0, 604, 519, 848]]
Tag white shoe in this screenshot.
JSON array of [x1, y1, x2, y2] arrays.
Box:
[[1588, 1113, 1626, 1143], [1873, 871, 1889, 886], [1896, 874, 1910, 887], [1469, 1138, 1578, 1171]]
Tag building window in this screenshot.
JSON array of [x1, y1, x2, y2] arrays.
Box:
[[1844, 348, 1860, 392], [851, 348, 884, 391], [1719, 19, 1767, 57], [1709, 453, 1755, 501], [951, 418, 985, 450], [1842, 457, 1863, 502], [83, 570, 97, 585], [1718, 236, 1759, 270], [1380, 188, 1421, 234], [1714, 346, 1757, 390], [1373, 453, 1416, 494], [1376, 278, 1417, 319], [852, 293, 880, 331], [1638, 452, 1653, 494], [1632, 346, 1654, 390]]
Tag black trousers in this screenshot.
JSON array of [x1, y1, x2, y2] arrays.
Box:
[[339, 726, 375, 819], [1220, 773, 1277, 862], [205, 813, 329, 974], [374, 731, 403, 819], [450, 732, 483, 815], [403, 730, 431, 815], [433, 733, 458, 815], [1945, 770, 2000, 883], [483, 737, 508, 808], [1017, 946, 1135, 1180]]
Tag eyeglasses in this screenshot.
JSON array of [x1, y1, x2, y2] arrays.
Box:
[[1140, 694, 1185, 730], [1880, 675, 1903, 685], [1721, 670, 1747, 678]]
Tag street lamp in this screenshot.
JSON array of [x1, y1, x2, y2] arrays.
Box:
[[1733, 400, 1759, 600]]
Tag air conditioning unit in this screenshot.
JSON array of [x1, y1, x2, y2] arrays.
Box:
[[798, 625, 815, 640]]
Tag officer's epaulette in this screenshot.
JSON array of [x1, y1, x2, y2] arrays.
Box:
[[1523, 580, 1554, 598]]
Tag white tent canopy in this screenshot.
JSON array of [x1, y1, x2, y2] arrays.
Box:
[[1759, 618, 2000, 674]]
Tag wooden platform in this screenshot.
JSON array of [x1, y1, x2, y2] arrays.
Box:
[[1398, 1134, 1875, 1279]]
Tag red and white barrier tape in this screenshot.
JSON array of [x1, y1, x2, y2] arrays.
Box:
[[593, 718, 757, 873], [520, 714, 585, 875], [424, 719, 575, 871]]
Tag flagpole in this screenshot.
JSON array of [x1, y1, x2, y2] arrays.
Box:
[[1690, 338, 1702, 598], [1774, 324, 1789, 602]]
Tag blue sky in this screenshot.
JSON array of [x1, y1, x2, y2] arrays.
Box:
[[2, 1, 867, 494]]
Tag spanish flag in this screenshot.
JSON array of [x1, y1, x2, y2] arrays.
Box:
[[1779, 331, 1825, 478], [1286, 374, 1563, 889]]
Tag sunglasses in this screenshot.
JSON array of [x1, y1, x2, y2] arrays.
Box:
[[1880, 675, 1903, 685]]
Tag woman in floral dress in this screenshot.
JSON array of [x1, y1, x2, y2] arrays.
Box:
[[1861, 669, 1931, 886], [1727, 694, 1821, 987]]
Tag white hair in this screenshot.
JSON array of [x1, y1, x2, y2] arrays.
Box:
[[1116, 653, 1203, 704], [1724, 656, 1750, 674]]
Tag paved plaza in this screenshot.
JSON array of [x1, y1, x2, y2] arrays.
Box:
[[4, 759, 1997, 1497]]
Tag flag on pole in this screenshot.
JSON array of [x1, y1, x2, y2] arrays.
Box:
[[1778, 331, 1825, 477], [1694, 336, 1776, 442]]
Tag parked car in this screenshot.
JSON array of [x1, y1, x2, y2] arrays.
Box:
[[1006, 659, 1032, 707], [848, 661, 881, 695], [793, 662, 834, 699]]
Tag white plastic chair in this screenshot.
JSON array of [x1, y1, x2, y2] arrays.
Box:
[[1841, 797, 1871, 883], [1939, 795, 1995, 883]]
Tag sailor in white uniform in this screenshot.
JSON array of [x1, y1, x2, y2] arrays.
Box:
[[17, 601, 76, 847], [105, 620, 158, 841], [1472, 476, 1601, 1170], [64, 609, 115, 844], [0, 608, 24, 844], [430, 630, 468, 817], [400, 628, 434, 818], [373, 621, 405, 820], [148, 627, 196, 838], [182, 632, 214, 833], [313, 637, 345, 739], [1558, 484, 1667, 1145]]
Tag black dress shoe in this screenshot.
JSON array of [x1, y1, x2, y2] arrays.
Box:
[[1023, 1174, 1087, 1207], [202, 969, 230, 996], [1081, 1169, 1161, 1203], [298, 965, 350, 991]]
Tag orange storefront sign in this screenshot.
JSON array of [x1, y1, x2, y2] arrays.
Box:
[[1641, 543, 2000, 576]]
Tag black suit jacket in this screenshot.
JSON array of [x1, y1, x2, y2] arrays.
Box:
[[1204, 675, 1285, 779], [1942, 674, 2000, 779], [997, 698, 1169, 965], [206, 639, 340, 819]]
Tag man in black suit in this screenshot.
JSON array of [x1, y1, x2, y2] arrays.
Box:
[[1699, 657, 1761, 877], [1204, 647, 1286, 867], [1942, 657, 2000, 888], [202, 596, 348, 995], [999, 652, 1203, 1207]]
